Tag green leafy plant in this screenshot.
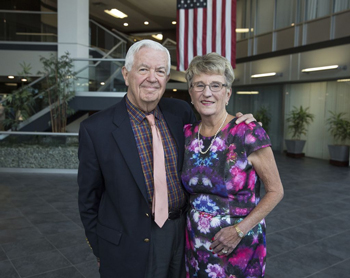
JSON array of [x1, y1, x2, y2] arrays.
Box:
[[255, 106, 271, 133], [286, 106, 314, 140], [38, 52, 77, 132], [327, 111, 350, 145], [2, 62, 34, 131]]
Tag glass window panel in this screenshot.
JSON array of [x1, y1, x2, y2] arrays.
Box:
[[256, 0, 274, 35], [276, 0, 297, 29], [236, 0, 252, 41], [305, 0, 331, 21], [334, 0, 350, 12]]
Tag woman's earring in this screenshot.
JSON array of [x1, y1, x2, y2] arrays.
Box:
[[191, 101, 193, 105], [226, 101, 229, 106]]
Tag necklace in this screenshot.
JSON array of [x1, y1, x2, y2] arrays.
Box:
[[197, 112, 228, 155]]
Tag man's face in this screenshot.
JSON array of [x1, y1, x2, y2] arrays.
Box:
[[122, 47, 170, 112]]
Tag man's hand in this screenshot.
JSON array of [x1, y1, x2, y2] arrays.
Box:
[[235, 112, 262, 126]]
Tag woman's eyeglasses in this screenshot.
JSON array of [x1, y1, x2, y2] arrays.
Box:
[[191, 82, 227, 92]]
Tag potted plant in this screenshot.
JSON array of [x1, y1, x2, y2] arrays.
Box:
[[327, 111, 350, 166], [285, 106, 314, 157], [255, 106, 271, 133]]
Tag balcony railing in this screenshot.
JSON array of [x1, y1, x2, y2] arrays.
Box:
[[0, 10, 58, 42]]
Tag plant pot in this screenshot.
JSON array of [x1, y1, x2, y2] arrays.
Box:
[[328, 145, 349, 166], [285, 139, 306, 157]]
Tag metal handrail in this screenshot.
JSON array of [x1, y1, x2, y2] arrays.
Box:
[[0, 131, 78, 136], [0, 9, 57, 14], [89, 19, 126, 44], [0, 18, 127, 107]]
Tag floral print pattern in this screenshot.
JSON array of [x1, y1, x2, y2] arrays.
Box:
[[181, 119, 271, 278]]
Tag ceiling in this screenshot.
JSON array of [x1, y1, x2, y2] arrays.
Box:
[[89, 0, 177, 36]]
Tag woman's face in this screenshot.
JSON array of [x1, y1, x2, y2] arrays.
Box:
[[189, 73, 231, 119]]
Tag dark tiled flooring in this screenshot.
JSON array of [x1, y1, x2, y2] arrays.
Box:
[[0, 153, 350, 277]]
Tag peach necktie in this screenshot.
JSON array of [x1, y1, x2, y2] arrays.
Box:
[[146, 114, 168, 228]]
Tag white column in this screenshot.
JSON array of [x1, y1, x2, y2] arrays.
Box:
[[58, 0, 89, 91]]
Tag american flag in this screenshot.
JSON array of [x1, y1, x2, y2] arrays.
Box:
[[176, 0, 236, 71]]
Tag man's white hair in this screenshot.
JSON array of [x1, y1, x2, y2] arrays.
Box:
[[124, 39, 171, 75]]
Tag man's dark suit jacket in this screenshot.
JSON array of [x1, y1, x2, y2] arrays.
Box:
[[78, 96, 196, 277]]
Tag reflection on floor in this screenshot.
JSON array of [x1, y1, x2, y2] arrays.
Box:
[[0, 153, 349, 278]]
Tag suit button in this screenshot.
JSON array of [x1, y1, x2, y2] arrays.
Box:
[[145, 213, 150, 217], [144, 238, 150, 242]]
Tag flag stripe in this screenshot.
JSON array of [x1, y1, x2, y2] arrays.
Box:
[[231, 0, 236, 67], [197, 8, 203, 56], [206, 1, 212, 54], [184, 9, 189, 70], [212, 0, 216, 53], [177, 0, 236, 71], [221, 0, 226, 57], [202, 7, 207, 56], [193, 8, 198, 57]]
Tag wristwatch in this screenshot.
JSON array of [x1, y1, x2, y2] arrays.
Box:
[[234, 224, 244, 238]]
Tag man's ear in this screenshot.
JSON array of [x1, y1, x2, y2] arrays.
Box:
[[166, 74, 170, 83], [122, 66, 129, 86]]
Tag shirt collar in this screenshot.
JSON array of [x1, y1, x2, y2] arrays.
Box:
[[125, 95, 163, 124]]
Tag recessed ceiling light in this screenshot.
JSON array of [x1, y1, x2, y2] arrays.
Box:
[[21, 78, 27, 82], [236, 91, 259, 95], [173, 89, 177, 92], [301, 65, 339, 73], [144, 21, 149, 25], [251, 72, 277, 78], [337, 79, 350, 82], [236, 28, 254, 33], [8, 75, 14, 79], [152, 34, 163, 40], [100, 82, 105, 85], [172, 21, 177, 25], [104, 9, 128, 19], [124, 23, 128, 26]]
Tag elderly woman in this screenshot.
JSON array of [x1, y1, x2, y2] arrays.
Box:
[[181, 53, 284, 278]]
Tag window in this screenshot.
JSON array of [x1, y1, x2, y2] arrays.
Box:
[[236, 0, 253, 40], [255, 0, 274, 35], [334, 0, 350, 13], [305, 0, 331, 21], [276, 0, 297, 29]]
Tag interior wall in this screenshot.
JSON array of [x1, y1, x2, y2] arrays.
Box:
[[0, 50, 56, 76], [284, 81, 350, 160], [227, 84, 284, 152]]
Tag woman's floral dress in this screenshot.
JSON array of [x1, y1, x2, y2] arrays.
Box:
[[181, 119, 271, 278]]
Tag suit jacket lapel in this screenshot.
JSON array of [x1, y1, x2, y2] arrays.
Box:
[[111, 98, 149, 203]]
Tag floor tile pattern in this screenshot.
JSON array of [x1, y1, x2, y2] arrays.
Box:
[[0, 153, 349, 277]]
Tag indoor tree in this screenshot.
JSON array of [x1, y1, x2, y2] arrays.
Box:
[[2, 62, 34, 131], [38, 52, 77, 132]]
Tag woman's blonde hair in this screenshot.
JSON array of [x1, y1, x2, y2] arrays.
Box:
[[185, 52, 235, 89]]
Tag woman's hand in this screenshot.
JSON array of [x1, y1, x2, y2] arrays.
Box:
[[210, 226, 242, 256]]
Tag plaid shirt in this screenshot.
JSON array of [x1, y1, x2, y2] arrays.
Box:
[[126, 96, 186, 210]]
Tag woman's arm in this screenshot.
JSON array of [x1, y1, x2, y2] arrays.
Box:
[[210, 147, 284, 255], [237, 147, 284, 235]]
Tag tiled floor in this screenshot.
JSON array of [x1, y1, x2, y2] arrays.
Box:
[[0, 153, 349, 278]]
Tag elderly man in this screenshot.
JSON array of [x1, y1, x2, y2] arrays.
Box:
[[78, 40, 256, 278]]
